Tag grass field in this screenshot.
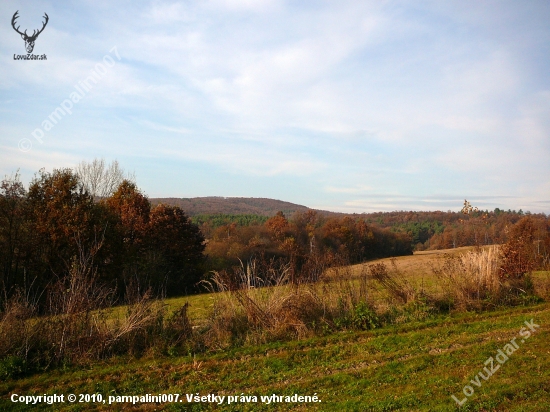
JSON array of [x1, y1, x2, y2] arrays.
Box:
[[163, 246, 482, 323], [1, 303, 548, 411], [163, 246, 549, 323], [1, 248, 549, 411]]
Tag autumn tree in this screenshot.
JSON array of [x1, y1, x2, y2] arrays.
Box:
[[145, 204, 205, 295], [500, 216, 543, 279], [103, 183, 207, 295], [0, 172, 28, 293], [104, 180, 151, 291], [104, 180, 150, 246], [292, 210, 320, 254], [26, 169, 98, 281], [0, 164, 212, 306], [265, 211, 290, 243]]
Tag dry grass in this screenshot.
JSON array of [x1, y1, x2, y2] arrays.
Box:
[[0, 290, 39, 365], [200, 254, 458, 349], [3, 245, 548, 377], [0, 261, 192, 377], [202, 259, 327, 346], [439, 246, 501, 308], [368, 260, 417, 304], [160, 247, 485, 325], [532, 270, 550, 300], [429, 246, 542, 311], [192, 245, 549, 349], [203, 259, 359, 345]]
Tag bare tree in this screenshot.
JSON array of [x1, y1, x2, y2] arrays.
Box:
[[75, 159, 135, 199]]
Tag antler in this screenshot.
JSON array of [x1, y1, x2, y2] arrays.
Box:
[[29, 13, 49, 39], [11, 11, 49, 40], [11, 11, 26, 37]]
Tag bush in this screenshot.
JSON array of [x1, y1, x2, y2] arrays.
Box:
[[349, 301, 380, 330], [499, 217, 540, 279], [0, 356, 26, 380]]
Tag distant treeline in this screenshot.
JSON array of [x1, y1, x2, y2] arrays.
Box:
[[161, 198, 550, 253], [200, 208, 550, 281], [357, 209, 549, 251], [191, 208, 550, 254], [192, 213, 269, 233], [151, 197, 309, 217]]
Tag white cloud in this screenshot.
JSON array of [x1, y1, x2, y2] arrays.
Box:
[[206, 0, 281, 13], [155, 137, 327, 177], [0, 143, 79, 181], [324, 185, 373, 194]]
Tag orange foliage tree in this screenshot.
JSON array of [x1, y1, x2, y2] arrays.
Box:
[[499, 216, 547, 279]]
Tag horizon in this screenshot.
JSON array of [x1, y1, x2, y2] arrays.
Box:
[[1, 1, 549, 214]]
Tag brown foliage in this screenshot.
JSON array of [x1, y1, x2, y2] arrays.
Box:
[[265, 211, 290, 242], [27, 169, 94, 243], [104, 180, 150, 246], [499, 216, 545, 279], [0, 172, 27, 293], [145, 204, 205, 293], [1, 167, 207, 307]]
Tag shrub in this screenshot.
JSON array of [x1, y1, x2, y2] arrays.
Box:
[[499, 217, 539, 280], [0, 251, 198, 374], [368, 261, 416, 304], [349, 301, 380, 330], [0, 356, 26, 380], [431, 246, 542, 311]]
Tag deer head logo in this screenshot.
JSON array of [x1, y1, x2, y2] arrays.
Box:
[[11, 11, 49, 54]]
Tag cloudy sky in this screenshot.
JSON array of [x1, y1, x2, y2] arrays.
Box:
[[1, 0, 549, 213]]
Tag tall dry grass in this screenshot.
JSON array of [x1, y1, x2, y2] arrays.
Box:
[[201, 256, 384, 348], [3, 240, 548, 377], [431, 246, 498, 310], [368, 260, 417, 304], [431, 246, 540, 310], [202, 258, 322, 346], [201, 254, 455, 348]]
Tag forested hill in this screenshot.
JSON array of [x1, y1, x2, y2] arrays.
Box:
[[150, 197, 312, 216], [151, 197, 548, 252]]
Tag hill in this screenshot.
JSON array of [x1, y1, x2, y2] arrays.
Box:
[[150, 196, 312, 217], [149, 197, 547, 253]]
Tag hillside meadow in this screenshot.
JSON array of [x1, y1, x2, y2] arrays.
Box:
[[166, 245, 549, 323], [1, 249, 549, 411]]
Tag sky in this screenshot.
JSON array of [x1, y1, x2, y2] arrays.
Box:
[[1, 0, 549, 214]]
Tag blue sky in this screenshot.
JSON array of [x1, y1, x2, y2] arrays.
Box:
[[1, 0, 549, 213]]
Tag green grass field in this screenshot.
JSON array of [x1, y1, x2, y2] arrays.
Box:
[[1, 249, 549, 411], [2, 303, 548, 411]]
